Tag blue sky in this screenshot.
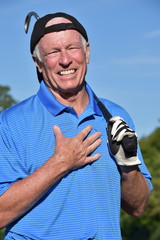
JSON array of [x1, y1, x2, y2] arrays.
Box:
[[0, 0, 160, 138]]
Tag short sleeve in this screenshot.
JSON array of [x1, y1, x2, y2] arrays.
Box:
[[0, 116, 28, 195]]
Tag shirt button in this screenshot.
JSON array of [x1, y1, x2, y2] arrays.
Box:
[[65, 108, 70, 113]]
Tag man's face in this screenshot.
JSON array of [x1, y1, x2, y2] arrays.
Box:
[[35, 18, 90, 96]]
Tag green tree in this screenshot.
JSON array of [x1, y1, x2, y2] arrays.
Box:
[[0, 85, 17, 113], [121, 128, 160, 240], [0, 229, 5, 240], [0, 85, 17, 239]]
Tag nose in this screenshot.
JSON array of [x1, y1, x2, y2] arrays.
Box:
[[59, 49, 72, 67]]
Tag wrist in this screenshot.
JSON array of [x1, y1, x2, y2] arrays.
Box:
[[119, 165, 140, 181], [119, 165, 139, 172]]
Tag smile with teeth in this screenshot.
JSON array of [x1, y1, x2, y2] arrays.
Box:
[[59, 69, 76, 76]]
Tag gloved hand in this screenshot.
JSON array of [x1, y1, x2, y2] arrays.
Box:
[[107, 116, 141, 166]]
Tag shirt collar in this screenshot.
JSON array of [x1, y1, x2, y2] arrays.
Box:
[[37, 81, 102, 117], [85, 83, 102, 116]]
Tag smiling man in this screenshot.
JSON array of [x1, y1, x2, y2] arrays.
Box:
[[0, 12, 152, 240]]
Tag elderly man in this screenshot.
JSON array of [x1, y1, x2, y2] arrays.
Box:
[[0, 12, 152, 240]]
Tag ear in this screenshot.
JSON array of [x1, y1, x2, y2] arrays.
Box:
[[32, 55, 43, 73], [85, 42, 90, 64]]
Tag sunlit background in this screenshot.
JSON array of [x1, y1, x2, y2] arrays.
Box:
[[1, 0, 160, 138]]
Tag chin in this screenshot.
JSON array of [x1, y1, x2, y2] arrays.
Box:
[[59, 83, 84, 96], [60, 80, 84, 91]]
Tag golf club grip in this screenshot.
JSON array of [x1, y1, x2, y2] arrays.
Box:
[[94, 94, 137, 154]]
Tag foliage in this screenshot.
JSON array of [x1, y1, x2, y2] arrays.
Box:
[[0, 85, 17, 113], [0, 229, 5, 240], [121, 128, 160, 240]]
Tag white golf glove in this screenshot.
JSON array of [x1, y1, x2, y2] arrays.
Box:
[[107, 116, 141, 166]]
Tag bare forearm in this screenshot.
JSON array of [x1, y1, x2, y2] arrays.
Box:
[[120, 166, 150, 217], [0, 126, 101, 228], [0, 156, 68, 229]]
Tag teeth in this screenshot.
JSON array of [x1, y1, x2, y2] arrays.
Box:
[[59, 69, 75, 75]]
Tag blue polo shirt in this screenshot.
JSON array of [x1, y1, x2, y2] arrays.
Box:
[[0, 81, 152, 240]]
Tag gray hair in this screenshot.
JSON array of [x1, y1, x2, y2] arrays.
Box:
[[33, 34, 88, 62]]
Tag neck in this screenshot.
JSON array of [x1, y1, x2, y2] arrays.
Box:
[[49, 83, 89, 116]]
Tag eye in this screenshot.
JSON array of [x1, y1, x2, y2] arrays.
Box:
[[68, 45, 80, 51], [46, 49, 60, 57], [69, 46, 77, 49], [68, 47, 82, 54]]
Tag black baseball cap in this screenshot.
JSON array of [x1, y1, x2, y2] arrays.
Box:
[[31, 12, 88, 54]]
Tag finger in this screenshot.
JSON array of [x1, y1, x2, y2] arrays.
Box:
[[85, 153, 101, 164], [109, 116, 122, 123], [111, 119, 124, 135], [52, 125, 63, 143], [84, 131, 101, 146], [117, 128, 135, 141], [86, 138, 102, 156], [77, 125, 92, 141], [114, 128, 127, 141]]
